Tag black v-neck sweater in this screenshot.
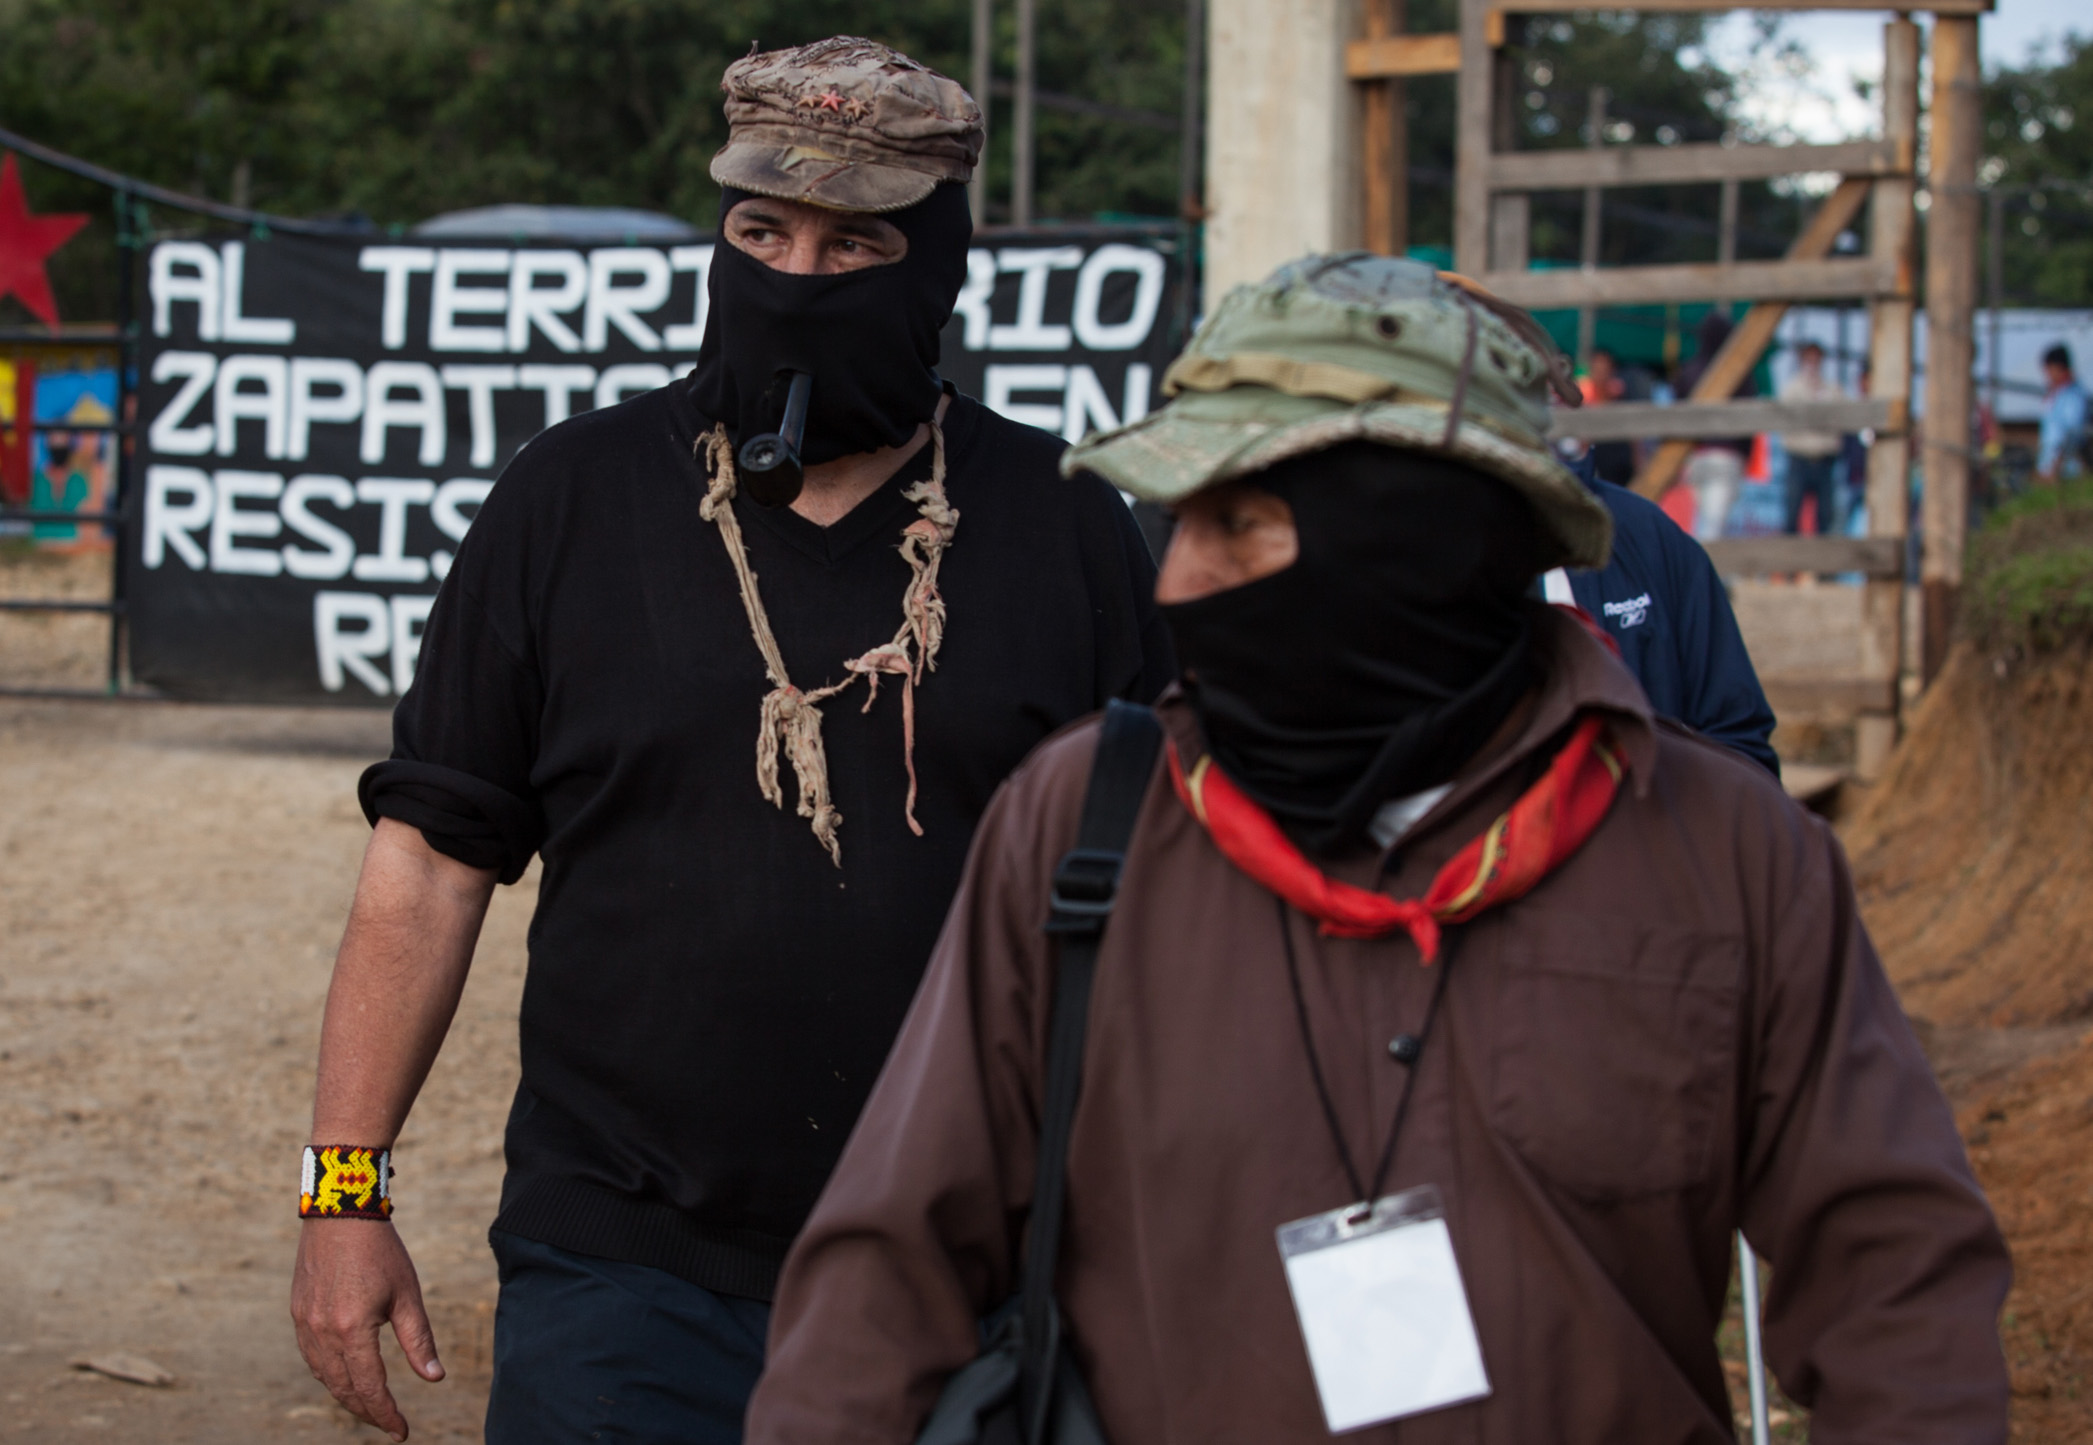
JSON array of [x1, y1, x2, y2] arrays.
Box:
[[360, 381, 1173, 1299]]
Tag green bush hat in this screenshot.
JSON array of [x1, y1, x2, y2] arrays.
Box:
[[1063, 253, 1614, 571], [710, 37, 984, 214]]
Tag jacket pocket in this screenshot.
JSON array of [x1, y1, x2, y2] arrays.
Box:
[[1487, 917, 1743, 1200]]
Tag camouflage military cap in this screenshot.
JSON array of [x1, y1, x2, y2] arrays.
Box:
[[710, 37, 984, 214], [1063, 254, 1614, 571]]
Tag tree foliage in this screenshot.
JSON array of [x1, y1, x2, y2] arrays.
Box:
[[2, 0, 2086, 322], [1981, 34, 2093, 308]]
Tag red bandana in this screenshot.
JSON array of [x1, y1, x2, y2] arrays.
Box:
[[1166, 714, 1626, 962]]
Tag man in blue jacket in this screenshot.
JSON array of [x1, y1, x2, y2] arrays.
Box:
[[1545, 454, 1780, 776]]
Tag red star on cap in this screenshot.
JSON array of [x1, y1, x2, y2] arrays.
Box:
[[0, 152, 89, 331], [816, 89, 845, 112]]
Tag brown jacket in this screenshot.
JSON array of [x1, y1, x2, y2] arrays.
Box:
[[748, 609, 2010, 1445]]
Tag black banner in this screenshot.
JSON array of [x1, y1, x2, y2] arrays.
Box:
[[131, 227, 1183, 703]]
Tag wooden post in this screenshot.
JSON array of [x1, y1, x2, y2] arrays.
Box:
[[1180, 0, 1207, 224], [1454, 0, 1494, 276], [1362, 0, 1409, 255], [1577, 86, 1607, 364], [1922, 14, 1981, 686], [1489, 46, 1530, 271], [1013, 0, 1037, 226], [1717, 177, 1739, 316], [1857, 17, 1920, 782], [970, 0, 994, 227]]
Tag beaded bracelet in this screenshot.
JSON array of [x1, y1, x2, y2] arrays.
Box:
[[299, 1145, 393, 1220]]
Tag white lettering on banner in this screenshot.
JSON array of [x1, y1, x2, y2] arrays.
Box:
[[441, 365, 517, 468], [430, 249, 512, 353], [358, 247, 437, 351], [313, 593, 437, 696], [281, 475, 358, 580], [662, 246, 715, 350], [143, 466, 212, 569], [986, 362, 1156, 443], [430, 478, 494, 581], [518, 364, 597, 430], [211, 469, 285, 576], [352, 478, 436, 583], [214, 354, 289, 459], [148, 352, 218, 455], [585, 249, 671, 352], [288, 358, 365, 461], [985, 364, 1067, 432], [151, 243, 221, 341], [218, 242, 296, 345], [991, 248, 1084, 350], [145, 465, 495, 580], [1071, 244, 1167, 351], [361, 362, 446, 465], [508, 251, 587, 353], [315, 591, 392, 694], [953, 250, 998, 350], [596, 364, 672, 412]]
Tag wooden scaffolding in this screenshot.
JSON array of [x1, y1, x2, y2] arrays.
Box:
[[1349, 0, 1989, 780]]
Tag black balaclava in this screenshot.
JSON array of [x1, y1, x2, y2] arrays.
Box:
[[1161, 442, 1548, 856], [689, 182, 973, 465]]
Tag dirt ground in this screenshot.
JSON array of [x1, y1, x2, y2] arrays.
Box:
[[0, 696, 527, 1441], [2, 548, 2087, 1442], [1846, 640, 2093, 1441]]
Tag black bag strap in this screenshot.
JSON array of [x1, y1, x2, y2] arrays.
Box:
[[1017, 698, 1163, 1444]]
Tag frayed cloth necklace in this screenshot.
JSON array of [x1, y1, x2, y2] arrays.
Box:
[[697, 421, 958, 865]]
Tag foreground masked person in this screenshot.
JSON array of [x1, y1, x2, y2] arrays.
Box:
[[745, 256, 2010, 1444], [288, 38, 1172, 1445]]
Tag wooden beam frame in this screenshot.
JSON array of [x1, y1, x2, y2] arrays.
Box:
[[1485, 137, 1908, 191], [1548, 397, 1897, 443], [1702, 536, 1904, 579], [1347, 32, 1459, 78], [1480, 255, 1895, 308], [1627, 175, 1874, 497]]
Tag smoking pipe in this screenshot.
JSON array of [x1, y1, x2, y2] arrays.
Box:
[[738, 370, 812, 508]]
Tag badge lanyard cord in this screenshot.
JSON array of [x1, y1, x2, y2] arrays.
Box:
[[1277, 895, 1459, 1214]]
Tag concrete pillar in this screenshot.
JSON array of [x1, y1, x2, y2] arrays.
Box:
[[1203, 0, 1361, 309], [1922, 15, 1982, 686]]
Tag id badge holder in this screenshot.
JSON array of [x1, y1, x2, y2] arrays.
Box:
[[1276, 1183, 1491, 1433]]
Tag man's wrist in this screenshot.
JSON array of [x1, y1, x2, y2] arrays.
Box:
[[299, 1144, 393, 1220]]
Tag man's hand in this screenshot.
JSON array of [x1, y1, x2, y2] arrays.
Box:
[[292, 1219, 444, 1441]]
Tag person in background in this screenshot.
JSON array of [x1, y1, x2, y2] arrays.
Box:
[[1675, 311, 1756, 540], [1778, 341, 1844, 534], [2037, 343, 2087, 482], [1545, 446, 1778, 777], [1579, 347, 1636, 487]]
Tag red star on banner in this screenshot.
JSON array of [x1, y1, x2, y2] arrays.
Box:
[[0, 152, 89, 330]]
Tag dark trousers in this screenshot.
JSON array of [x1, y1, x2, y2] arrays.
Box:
[[1785, 453, 1840, 534], [485, 1230, 772, 1445]]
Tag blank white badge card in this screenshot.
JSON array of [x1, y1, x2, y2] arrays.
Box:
[[1276, 1184, 1491, 1433]]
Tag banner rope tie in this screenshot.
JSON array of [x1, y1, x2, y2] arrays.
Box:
[[698, 421, 956, 864]]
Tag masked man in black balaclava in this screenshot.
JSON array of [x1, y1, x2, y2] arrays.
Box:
[[746, 256, 2009, 1445], [294, 37, 1173, 1445]]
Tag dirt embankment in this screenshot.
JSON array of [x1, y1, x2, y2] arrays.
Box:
[[1847, 641, 2093, 1440]]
